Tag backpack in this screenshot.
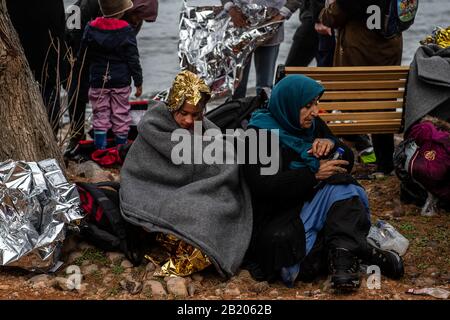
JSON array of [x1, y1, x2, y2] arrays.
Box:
[[205, 92, 268, 132], [394, 136, 450, 208], [393, 138, 427, 205], [406, 121, 450, 202], [379, 0, 419, 38], [76, 181, 146, 265]]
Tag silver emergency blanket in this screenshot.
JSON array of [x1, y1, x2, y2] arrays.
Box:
[[0, 159, 83, 271], [178, 0, 283, 97]]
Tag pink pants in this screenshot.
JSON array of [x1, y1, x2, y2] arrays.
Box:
[[88, 87, 131, 135]]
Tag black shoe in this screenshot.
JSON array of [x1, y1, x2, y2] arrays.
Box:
[[328, 248, 361, 291], [366, 244, 404, 279]]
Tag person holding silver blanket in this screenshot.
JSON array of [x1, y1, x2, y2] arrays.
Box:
[[221, 0, 302, 98]]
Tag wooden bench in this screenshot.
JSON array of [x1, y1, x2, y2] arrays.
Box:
[[275, 65, 410, 135]]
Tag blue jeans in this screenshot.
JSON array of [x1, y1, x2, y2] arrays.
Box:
[[233, 44, 280, 99]]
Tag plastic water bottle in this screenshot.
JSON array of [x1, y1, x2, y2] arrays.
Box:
[[330, 147, 345, 160], [367, 220, 410, 256]]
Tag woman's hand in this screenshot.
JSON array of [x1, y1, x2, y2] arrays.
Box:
[[229, 6, 248, 28], [315, 159, 348, 180], [308, 138, 335, 158]]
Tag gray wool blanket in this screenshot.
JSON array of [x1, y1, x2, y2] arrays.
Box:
[[405, 44, 450, 132], [119, 102, 253, 277]]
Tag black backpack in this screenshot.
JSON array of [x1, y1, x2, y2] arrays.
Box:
[[205, 92, 268, 132], [76, 181, 146, 265]]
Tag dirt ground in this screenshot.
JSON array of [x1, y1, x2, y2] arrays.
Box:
[[0, 161, 449, 301]]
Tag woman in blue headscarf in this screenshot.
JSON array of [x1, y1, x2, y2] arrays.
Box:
[[242, 75, 404, 290]]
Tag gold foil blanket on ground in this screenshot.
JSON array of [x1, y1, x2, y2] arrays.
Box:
[[146, 233, 211, 277]]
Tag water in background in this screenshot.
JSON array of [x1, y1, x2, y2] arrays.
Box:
[[64, 0, 450, 95]]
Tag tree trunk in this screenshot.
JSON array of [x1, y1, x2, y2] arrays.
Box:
[[0, 0, 64, 167]]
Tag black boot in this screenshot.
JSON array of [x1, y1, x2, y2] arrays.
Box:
[[328, 247, 361, 291], [365, 243, 404, 279], [298, 232, 328, 283]]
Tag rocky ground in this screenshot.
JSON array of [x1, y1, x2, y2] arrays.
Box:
[[0, 160, 449, 300]]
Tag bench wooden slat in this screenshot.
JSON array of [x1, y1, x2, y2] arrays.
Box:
[[321, 90, 404, 100], [320, 80, 406, 90], [330, 127, 400, 134], [285, 66, 410, 73], [328, 121, 401, 134], [331, 120, 401, 126], [319, 111, 402, 121], [297, 73, 408, 81], [329, 119, 401, 125], [318, 101, 403, 111]]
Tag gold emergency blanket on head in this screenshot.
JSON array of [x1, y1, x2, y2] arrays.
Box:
[[167, 70, 211, 112]]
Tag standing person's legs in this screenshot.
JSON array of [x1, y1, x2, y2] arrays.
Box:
[[110, 87, 132, 145], [341, 134, 376, 164], [372, 133, 395, 174], [340, 134, 372, 151], [254, 44, 280, 96], [316, 34, 336, 67], [233, 55, 252, 99], [88, 88, 112, 150], [285, 18, 318, 67]]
